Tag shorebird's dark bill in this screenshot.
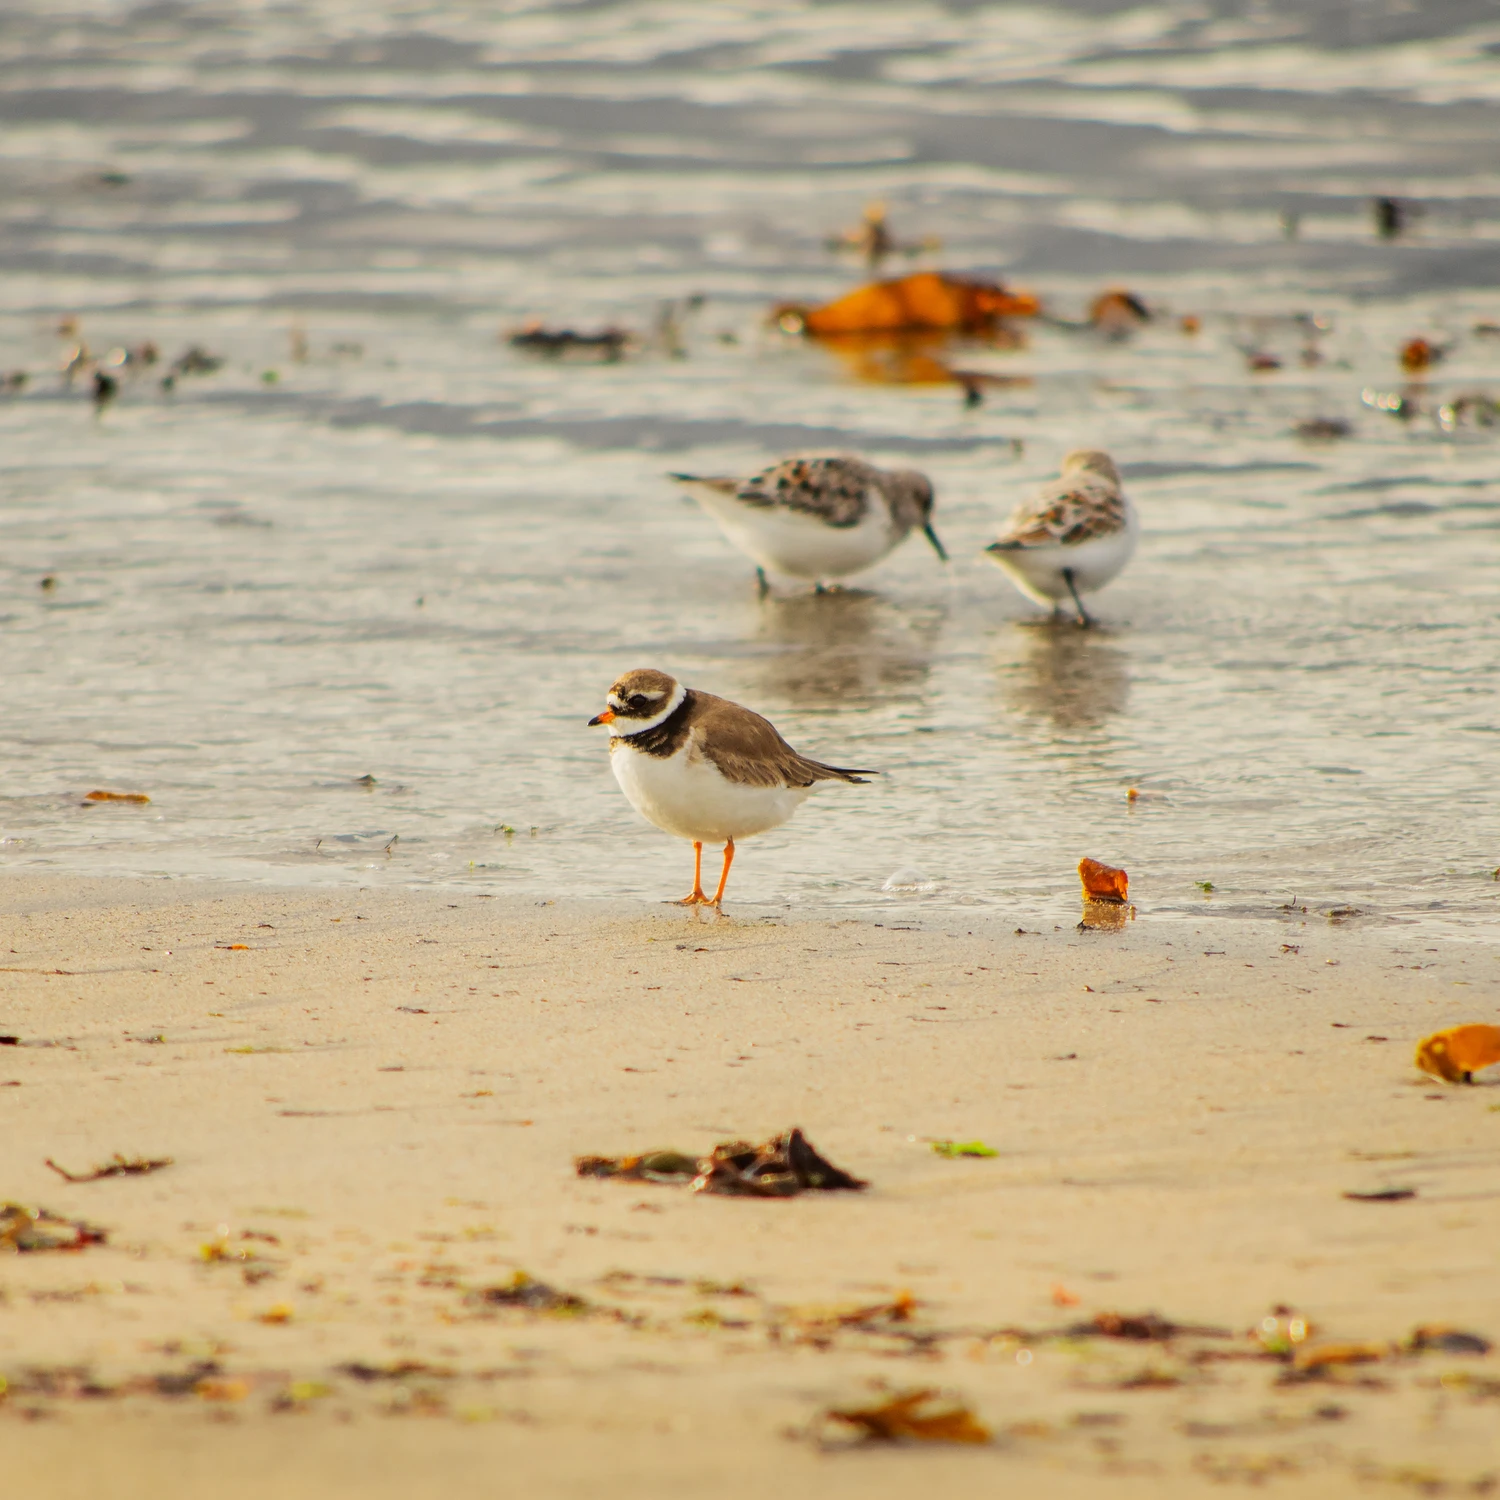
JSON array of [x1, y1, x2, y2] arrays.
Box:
[[588, 708, 615, 726], [923, 522, 949, 562]]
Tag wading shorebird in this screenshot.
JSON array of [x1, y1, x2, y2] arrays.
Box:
[[984, 449, 1137, 626], [588, 668, 875, 908], [670, 455, 946, 595]]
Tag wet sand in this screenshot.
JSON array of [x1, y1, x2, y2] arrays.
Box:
[[2, 876, 1498, 1495]]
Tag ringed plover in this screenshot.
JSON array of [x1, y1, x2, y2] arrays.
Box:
[[589, 668, 875, 908]]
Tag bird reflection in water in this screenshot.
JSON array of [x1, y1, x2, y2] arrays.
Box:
[[749, 589, 941, 710], [996, 621, 1130, 730]]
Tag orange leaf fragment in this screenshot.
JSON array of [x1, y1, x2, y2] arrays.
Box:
[[1294, 1341, 1390, 1372], [828, 1388, 991, 1445], [85, 789, 150, 804], [195, 1377, 251, 1402], [1079, 857, 1128, 903], [1050, 1283, 1080, 1308], [777, 271, 1039, 338], [1414, 1024, 1500, 1084], [1399, 336, 1441, 372]]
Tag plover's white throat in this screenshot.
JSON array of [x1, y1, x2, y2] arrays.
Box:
[[984, 449, 1137, 626], [670, 454, 946, 594], [588, 667, 875, 908]]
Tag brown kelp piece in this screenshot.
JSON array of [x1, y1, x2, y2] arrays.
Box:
[[826, 1387, 991, 1445], [472, 1272, 589, 1314], [1414, 1024, 1500, 1084], [1079, 857, 1129, 903], [1293, 1341, 1391, 1373], [508, 323, 630, 361], [775, 271, 1039, 338], [0, 1203, 107, 1253], [693, 1128, 868, 1197], [45, 1153, 173, 1183], [84, 789, 150, 804], [1072, 1311, 1219, 1342], [1407, 1326, 1492, 1356], [574, 1150, 699, 1183]]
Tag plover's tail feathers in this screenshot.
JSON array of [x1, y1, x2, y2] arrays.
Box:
[[797, 759, 880, 785]]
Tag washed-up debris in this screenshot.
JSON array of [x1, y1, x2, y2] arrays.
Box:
[[339, 1359, 456, 1382], [92, 370, 118, 411], [0, 1203, 107, 1252], [575, 1149, 699, 1183], [1438, 393, 1500, 430], [159, 345, 224, 391], [824, 1387, 991, 1445], [1343, 1186, 1417, 1202], [775, 271, 1039, 338], [1292, 1340, 1391, 1374], [471, 1271, 590, 1314], [1415, 1024, 1500, 1084], [1408, 1326, 1492, 1356], [1293, 417, 1351, 441], [882, 866, 933, 892], [1374, 196, 1409, 240], [693, 1129, 867, 1196], [1089, 288, 1150, 339], [1072, 1311, 1230, 1343], [826, 201, 941, 271], [577, 1128, 866, 1197], [1400, 336, 1446, 372], [931, 1139, 997, 1158], [84, 789, 150, 804], [508, 322, 630, 361], [45, 1153, 172, 1183], [1247, 351, 1282, 372], [1079, 857, 1128, 903], [1, 370, 29, 393]]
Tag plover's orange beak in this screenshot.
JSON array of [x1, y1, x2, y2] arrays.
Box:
[[588, 708, 615, 726]]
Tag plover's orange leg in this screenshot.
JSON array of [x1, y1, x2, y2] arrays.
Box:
[[674, 841, 710, 905], [709, 838, 736, 908]]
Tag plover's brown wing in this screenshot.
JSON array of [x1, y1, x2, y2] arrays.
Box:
[[685, 691, 876, 788], [991, 474, 1126, 550], [733, 456, 875, 529]]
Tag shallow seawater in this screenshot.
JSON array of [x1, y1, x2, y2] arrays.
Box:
[[2, 1, 1499, 939]]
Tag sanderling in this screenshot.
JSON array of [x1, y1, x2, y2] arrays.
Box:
[[670, 454, 946, 594], [984, 449, 1137, 626]]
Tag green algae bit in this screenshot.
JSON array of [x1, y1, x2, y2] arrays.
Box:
[[931, 1140, 998, 1159]]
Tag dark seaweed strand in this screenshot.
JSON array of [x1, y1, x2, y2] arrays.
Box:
[[611, 691, 695, 758]]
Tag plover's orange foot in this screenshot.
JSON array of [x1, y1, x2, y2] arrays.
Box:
[[672, 891, 711, 905]]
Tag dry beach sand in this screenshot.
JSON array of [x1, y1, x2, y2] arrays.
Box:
[[2, 875, 1498, 1497]]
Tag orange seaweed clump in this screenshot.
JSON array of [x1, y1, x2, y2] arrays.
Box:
[[1079, 857, 1128, 903], [1399, 336, 1442, 372], [775, 271, 1039, 338], [85, 789, 150, 803], [826, 1387, 991, 1445], [1414, 1024, 1500, 1084]]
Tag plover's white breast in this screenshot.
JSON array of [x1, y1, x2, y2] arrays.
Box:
[[611, 738, 810, 843]]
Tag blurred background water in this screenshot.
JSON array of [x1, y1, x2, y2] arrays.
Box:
[[1, 0, 1499, 936]]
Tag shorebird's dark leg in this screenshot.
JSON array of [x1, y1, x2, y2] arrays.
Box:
[[1062, 567, 1093, 628], [709, 838, 736, 908], [673, 841, 710, 905], [756, 566, 769, 599]]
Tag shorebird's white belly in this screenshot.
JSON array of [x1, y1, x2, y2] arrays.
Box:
[[611, 742, 810, 842], [692, 490, 900, 581], [990, 519, 1138, 605]]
